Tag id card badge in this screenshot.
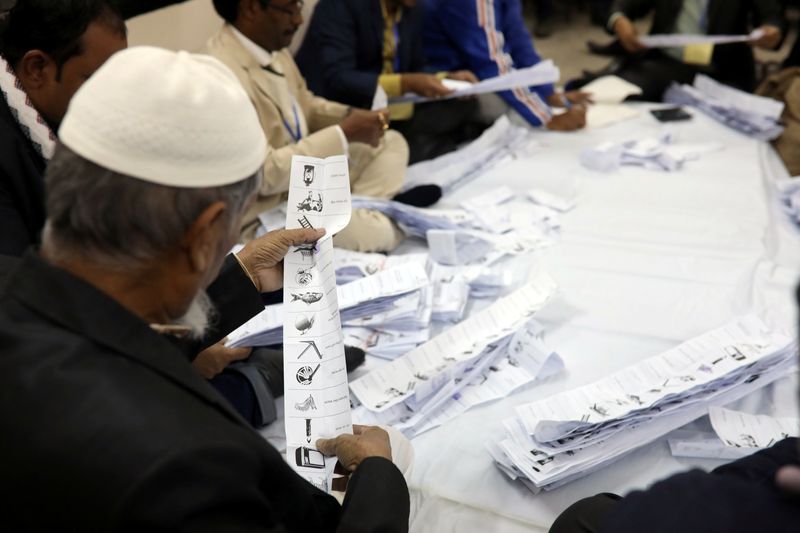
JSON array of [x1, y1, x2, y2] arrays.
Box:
[[683, 43, 714, 66]]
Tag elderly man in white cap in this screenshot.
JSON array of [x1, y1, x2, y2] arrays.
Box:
[[0, 46, 409, 532]]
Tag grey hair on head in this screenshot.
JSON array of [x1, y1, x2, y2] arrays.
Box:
[[43, 143, 261, 270]]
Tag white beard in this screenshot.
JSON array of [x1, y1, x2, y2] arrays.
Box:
[[173, 290, 217, 340]]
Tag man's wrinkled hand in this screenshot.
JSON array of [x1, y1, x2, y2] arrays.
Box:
[[236, 228, 325, 293], [316, 425, 392, 472], [401, 73, 452, 98], [192, 340, 252, 379], [447, 70, 479, 84]]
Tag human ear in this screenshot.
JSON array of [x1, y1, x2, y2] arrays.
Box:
[[183, 201, 228, 275], [16, 50, 56, 90]]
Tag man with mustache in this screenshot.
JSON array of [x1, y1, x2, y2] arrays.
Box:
[[208, 0, 416, 253]]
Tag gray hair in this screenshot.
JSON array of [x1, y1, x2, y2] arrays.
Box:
[[43, 143, 261, 270]]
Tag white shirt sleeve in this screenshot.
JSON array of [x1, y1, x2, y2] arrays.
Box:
[[334, 125, 350, 157]]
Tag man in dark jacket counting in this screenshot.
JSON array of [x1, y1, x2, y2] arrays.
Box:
[[0, 45, 410, 532]]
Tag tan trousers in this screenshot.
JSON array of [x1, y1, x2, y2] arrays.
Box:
[[332, 129, 408, 252], [241, 130, 408, 252]]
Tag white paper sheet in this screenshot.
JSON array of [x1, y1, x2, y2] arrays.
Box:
[[391, 61, 560, 104], [639, 29, 763, 48], [283, 155, 352, 492]]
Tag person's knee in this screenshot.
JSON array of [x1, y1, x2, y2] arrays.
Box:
[[332, 209, 404, 252]]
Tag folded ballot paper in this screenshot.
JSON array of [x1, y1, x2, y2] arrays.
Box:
[[489, 315, 797, 492], [353, 317, 564, 438], [349, 271, 558, 412], [664, 74, 784, 141], [226, 262, 429, 348], [668, 406, 800, 460], [777, 178, 800, 228], [391, 60, 560, 105], [580, 132, 723, 173], [402, 116, 538, 193]]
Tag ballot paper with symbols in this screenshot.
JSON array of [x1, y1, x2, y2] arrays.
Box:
[[488, 315, 797, 492], [282, 155, 352, 492], [349, 272, 558, 413]]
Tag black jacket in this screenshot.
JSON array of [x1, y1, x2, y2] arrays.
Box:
[[295, 0, 426, 109], [610, 0, 783, 90], [0, 95, 46, 256], [600, 437, 800, 532], [0, 252, 410, 532]]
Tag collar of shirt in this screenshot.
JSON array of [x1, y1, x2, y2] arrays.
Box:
[[230, 24, 274, 68]]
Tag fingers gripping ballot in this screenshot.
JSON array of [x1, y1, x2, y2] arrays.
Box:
[[316, 425, 393, 472]]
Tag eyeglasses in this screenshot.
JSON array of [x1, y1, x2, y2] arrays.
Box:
[[267, 0, 304, 16]]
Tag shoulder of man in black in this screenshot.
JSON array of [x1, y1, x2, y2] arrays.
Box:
[[0, 96, 47, 255], [599, 438, 800, 533], [0, 253, 343, 532]]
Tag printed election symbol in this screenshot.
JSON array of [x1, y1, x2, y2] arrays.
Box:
[[296, 364, 321, 385]]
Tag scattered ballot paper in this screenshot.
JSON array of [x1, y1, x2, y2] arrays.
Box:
[[392, 60, 560, 104], [777, 178, 800, 229], [669, 407, 800, 460], [403, 116, 537, 193], [349, 271, 558, 413], [227, 263, 430, 348], [639, 29, 765, 48], [488, 315, 797, 492], [580, 132, 723, 172], [353, 318, 564, 438], [664, 74, 784, 141]]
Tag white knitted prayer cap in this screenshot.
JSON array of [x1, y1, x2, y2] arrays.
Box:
[[59, 46, 267, 188]]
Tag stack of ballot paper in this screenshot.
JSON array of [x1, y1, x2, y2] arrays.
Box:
[[226, 263, 430, 347], [402, 116, 537, 193], [352, 313, 564, 438], [668, 406, 800, 460], [351, 197, 475, 237], [777, 178, 800, 228], [664, 74, 784, 141], [350, 274, 563, 436], [488, 315, 797, 492], [350, 272, 558, 413], [580, 132, 723, 172], [344, 284, 432, 331]]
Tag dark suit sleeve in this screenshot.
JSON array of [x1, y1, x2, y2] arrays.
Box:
[[116, 442, 340, 533], [752, 0, 784, 28], [406, 8, 426, 73], [314, 0, 382, 108], [710, 437, 799, 485], [0, 179, 32, 256], [202, 254, 265, 349], [338, 457, 410, 533], [610, 0, 657, 21]]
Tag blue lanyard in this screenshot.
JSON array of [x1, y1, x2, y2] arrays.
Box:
[[281, 101, 302, 143], [392, 22, 400, 73]]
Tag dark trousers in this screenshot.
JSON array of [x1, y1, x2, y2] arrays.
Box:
[[549, 493, 621, 533], [391, 98, 484, 164], [614, 51, 709, 102]]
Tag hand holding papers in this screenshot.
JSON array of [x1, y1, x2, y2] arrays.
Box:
[[489, 315, 797, 492], [639, 29, 766, 48], [282, 155, 352, 491], [390, 61, 560, 105]]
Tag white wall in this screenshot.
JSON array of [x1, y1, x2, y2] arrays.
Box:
[[125, 0, 319, 54]]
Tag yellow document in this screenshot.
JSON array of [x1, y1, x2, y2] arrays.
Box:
[[683, 43, 714, 66]]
